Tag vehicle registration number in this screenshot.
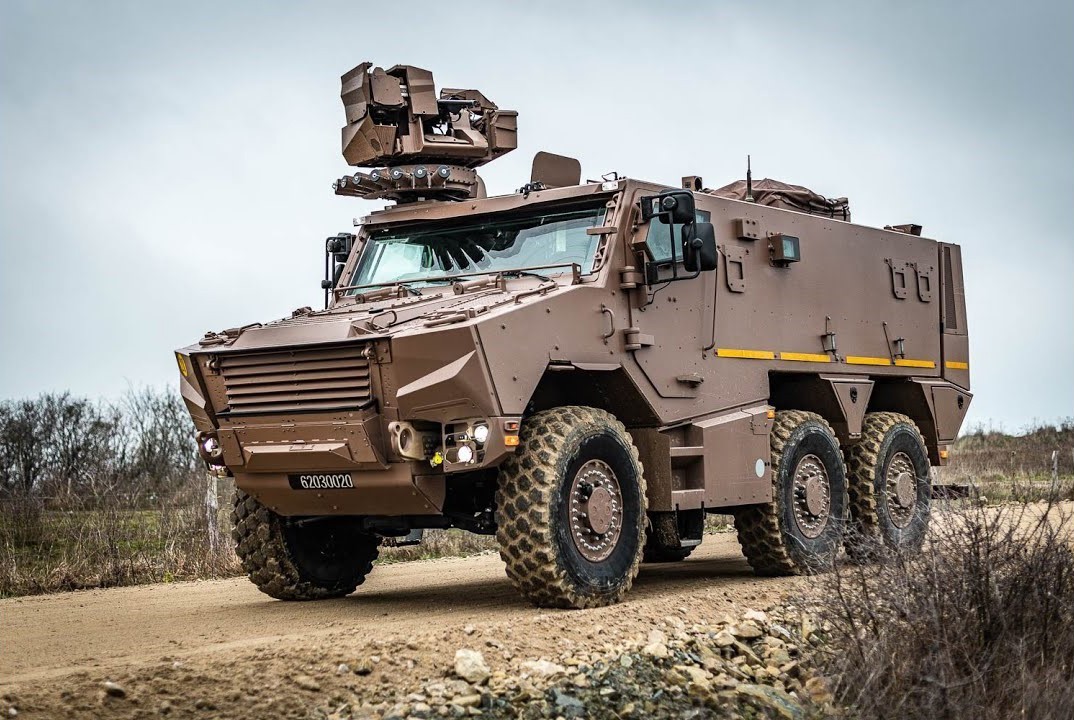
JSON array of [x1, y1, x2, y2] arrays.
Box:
[[288, 473, 354, 490]]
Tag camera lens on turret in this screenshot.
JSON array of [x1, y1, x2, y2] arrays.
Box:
[[370, 170, 381, 182], [414, 166, 428, 179], [437, 165, 451, 179], [390, 168, 405, 180]]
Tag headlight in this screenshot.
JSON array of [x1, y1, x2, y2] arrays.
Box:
[[202, 436, 221, 457], [456, 445, 475, 464], [196, 430, 225, 467], [472, 424, 490, 444]]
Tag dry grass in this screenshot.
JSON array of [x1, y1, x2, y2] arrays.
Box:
[[811, 499, 1074, 720], [378, 529, 498, 563], [0, 479, 239, 597]]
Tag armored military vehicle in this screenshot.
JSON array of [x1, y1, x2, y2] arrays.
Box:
[[176, 62, 972, 608]]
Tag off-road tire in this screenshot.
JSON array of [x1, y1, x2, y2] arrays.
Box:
[[232, 490, 379, 600], [845, 412, 931, 560], [495, 406, 647, 609], [733, 411, 848, 575], [643, 512, 694, 563]]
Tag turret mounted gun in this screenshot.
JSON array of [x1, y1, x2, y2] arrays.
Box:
[[333, 62, 517, 204]]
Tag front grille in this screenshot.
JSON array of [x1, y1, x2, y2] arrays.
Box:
[[219, 344, 373, 415]]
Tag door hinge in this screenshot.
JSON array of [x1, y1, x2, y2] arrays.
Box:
[[619, 266, 644, 290], [623, 327, 654, 351]]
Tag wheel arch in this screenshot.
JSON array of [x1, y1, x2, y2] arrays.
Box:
[[867, 380, 942, 464], [768, 372, 870, 446], [527, 364, 660, 427]]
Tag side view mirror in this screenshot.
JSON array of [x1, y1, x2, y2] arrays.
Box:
[[683, 222, 718, 272], [639, 190, 696, 225], [323, 233, 356, 306]]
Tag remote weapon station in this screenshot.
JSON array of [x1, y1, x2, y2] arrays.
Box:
[[177, 62, 972, 608]]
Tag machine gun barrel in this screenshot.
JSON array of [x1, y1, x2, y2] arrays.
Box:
[[436, 98, 479, 114]]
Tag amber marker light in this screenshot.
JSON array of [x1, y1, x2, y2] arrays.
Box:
[[503, 419, 521, 446], [175, 353, 189, 377], [766, 409, 776, 419]]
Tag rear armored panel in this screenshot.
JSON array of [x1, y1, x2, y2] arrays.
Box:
[[940, 243, 970, 390]]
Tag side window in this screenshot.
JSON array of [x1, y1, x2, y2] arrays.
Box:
[[648, 210, 711, 263]]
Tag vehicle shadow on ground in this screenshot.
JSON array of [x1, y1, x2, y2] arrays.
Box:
[[318, 547, 758, 613]]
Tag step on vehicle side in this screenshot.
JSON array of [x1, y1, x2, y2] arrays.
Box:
[[176, 62, 972, 608]]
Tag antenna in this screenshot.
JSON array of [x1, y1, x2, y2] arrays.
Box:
[[746, 155, 754, 203]]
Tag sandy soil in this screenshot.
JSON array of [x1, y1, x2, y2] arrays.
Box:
[[0, 532, 799, 718]]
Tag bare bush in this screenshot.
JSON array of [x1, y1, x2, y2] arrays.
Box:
[[0, 389, 237, 597], [813, 500, 1074, 720]]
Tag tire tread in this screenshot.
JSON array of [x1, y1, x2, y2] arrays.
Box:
[[733, 410, 847, 576], [231, 490, 378, 600], [495, 406, 646, 608]]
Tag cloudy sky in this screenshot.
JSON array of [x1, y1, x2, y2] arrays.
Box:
[[1, 1, 1071, 431]]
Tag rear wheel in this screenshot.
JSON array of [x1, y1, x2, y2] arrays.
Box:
[[232, 490, 379, 600], [733, 411, 848, 575], [495, 406, 646, 609], [845, 412, 931, 559]]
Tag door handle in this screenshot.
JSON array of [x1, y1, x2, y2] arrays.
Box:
[[600, 305, 615, 340]]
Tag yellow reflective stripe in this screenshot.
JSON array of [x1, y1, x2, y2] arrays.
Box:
[[894, 358, 936, 368], [716, 348, 776, 360], [846, 355, 892, 366], [779, 352, 832, 363], [712, 349, 947, 369]]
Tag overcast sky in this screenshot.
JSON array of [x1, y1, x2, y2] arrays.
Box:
[[1, 1, 1071, 431]]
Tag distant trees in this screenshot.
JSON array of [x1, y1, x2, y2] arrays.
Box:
[[0, 389, 198, 502]]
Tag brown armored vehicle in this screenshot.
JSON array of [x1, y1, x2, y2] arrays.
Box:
[[176, 62, 972, 608]]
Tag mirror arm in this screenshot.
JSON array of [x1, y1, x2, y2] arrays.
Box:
[[323, 237, 333, 308]]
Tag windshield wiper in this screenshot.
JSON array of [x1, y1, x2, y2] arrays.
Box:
[[501, 269, 552, 282]]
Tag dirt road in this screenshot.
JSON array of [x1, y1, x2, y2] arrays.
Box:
[[0, 532, 799, 717]]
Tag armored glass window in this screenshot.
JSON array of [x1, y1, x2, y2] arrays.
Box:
[[646, 210, 711, 264], [350, 204, 606, 289]]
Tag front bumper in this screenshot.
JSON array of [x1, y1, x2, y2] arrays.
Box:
[[236, 463, 446, 517], [216, 410, 388, 471]]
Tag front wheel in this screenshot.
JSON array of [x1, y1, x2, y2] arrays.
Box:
[[495, 406, 647, 609], [232, 490, 379, 600], [733, 410, 848, 575]]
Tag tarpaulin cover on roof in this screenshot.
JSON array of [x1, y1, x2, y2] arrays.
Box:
[[706, 178, 851, 222]]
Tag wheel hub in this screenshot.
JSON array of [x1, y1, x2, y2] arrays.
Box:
[[586, 486, 614, 535], [792, 454, 831, 539], [569, 459, 623, 562], [887, 452, 917, 527], [803, 475, 828, 516]]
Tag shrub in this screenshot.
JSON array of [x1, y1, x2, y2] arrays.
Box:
[[814, 500, 1074, 720]]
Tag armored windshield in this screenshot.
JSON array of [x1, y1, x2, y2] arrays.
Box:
[[350, 204, 606, 288]]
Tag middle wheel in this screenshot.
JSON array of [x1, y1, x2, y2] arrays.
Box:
[[733, 410, 848, 575], [495, 406, 647, 609]]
